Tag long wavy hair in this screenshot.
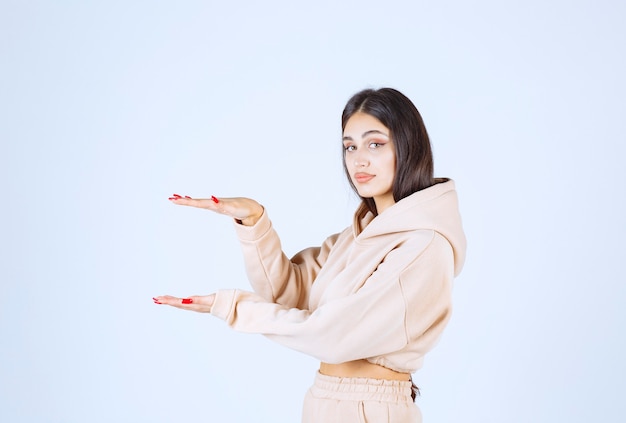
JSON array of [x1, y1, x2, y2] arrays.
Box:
[[341, 88, 435, 215]]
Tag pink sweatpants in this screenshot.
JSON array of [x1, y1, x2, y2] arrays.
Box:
[[301, 372, 422, 423]]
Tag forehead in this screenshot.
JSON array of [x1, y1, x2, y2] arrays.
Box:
[[343, 112, 389, 136]]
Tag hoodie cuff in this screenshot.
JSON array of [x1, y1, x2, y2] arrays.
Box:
[[232, 207, 271, 242], [211, 290, 237, 322]]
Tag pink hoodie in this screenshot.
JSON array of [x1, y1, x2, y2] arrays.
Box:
[[210, 179, 466, 373]]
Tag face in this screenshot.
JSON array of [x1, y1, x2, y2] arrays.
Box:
[[343, 112, 396, 213]]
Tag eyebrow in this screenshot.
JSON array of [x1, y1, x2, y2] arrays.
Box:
[[342, 130, 390, 141]]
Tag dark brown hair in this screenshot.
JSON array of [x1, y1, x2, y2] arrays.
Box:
[[341, 88, 435, 215]]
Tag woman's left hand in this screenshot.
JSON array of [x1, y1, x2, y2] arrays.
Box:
[[153, 294, 215, 313]]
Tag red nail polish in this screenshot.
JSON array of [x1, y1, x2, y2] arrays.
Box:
[[211, 196, 219, 204], [185, 196, 192, 199], [182, 298, 193, 304]]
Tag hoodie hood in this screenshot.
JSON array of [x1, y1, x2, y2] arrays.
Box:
[[352, 178, 466, 276]]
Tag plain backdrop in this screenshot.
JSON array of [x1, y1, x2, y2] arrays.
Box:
[[1, 1, 625, 422]]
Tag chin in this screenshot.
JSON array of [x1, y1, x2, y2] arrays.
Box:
[[357, 191, 378, 199]]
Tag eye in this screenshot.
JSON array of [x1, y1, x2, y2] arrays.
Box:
[[369, 142, 385, 149], [344, 145, 356, 152]]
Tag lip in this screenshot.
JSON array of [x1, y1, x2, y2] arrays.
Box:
[[354, 172, 374, 183]]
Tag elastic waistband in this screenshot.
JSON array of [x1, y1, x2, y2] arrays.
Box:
[[310, 371, 413, 403]]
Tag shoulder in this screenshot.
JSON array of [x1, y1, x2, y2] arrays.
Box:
[[367, 230, 455, 285], [397, 231, 455, 283]]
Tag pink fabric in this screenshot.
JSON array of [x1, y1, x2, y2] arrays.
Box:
[[301, 372, 421, 423]]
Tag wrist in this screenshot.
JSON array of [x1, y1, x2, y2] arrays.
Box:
[[238, 206, 264, 226]]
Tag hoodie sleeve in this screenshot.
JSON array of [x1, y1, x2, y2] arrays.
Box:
[[233, 209, 341, 309], [210, 231, 454, 365]]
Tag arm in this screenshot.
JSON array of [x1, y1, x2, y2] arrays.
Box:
[[208, 232, 454, 364], [234, 210, 341, 308], [166, 193, 340, 309]]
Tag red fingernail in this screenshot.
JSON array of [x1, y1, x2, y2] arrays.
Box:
[[211, 196, 219, 204], [168, 197, 176, 200], [153, 297, 162, 304], [173, 193, 182, 198], [185, 196, 192, 199], [182, 298, 193, 304]]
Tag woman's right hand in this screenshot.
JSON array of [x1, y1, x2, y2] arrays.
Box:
[[168, 194, 264, 226]]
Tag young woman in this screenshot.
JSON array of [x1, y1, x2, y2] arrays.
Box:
[[154, 88, 466, 422]]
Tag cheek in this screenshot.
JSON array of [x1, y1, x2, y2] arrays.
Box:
[[344, 155, 353, 170], [386, 154, 397, 178]]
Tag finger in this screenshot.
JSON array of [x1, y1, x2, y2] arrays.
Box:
[[168, 195, 220, 211], [168, 194, 239, 218], [153, 295, 214, 313], [168, 193, 193, 201], [153, 295, 182, 306]]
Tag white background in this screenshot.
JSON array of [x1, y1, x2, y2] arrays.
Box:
[[1, 1, 624, 422]]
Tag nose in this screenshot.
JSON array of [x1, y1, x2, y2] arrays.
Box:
[[353, 151, 369, 167]]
